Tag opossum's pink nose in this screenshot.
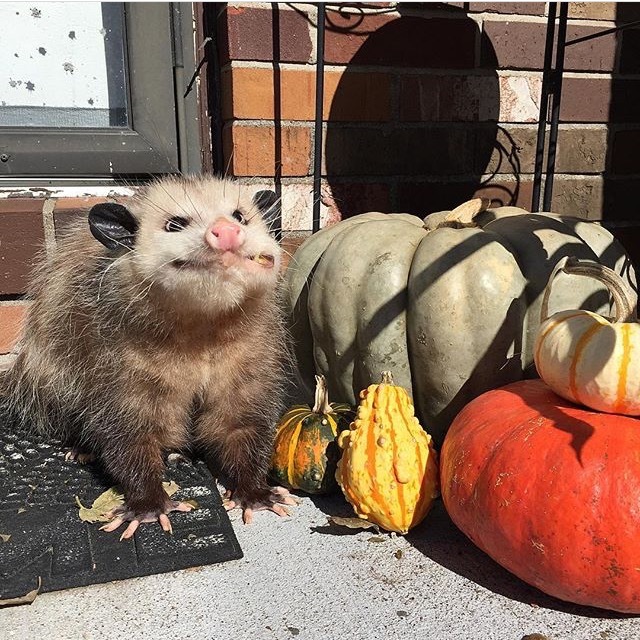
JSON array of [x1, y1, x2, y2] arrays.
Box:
[[206, 219, 243, 251]]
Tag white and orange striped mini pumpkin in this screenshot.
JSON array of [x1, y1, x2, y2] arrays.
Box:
[[534, 257, 640, 415], [335, 371, 439, 534]]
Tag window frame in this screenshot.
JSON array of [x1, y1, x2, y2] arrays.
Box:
[[0, 2, 202, 182]]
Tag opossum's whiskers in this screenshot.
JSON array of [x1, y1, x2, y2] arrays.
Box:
[[96, 252, 132, 302], [181, 182, 203, 224]]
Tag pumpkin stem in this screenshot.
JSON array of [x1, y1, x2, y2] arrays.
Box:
[[312, 375, 334, 415], [380, 371, 395, 385], [540, 257, 637, 323], [422, 198, 491, 231]]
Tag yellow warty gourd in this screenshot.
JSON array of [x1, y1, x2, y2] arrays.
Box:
[[335, 372, 440, 534]]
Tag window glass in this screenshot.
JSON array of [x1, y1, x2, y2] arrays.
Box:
[[0, 2, 128, 128]]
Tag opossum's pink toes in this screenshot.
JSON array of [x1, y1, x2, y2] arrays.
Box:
[[120, 520, 140, 540], [270, 503, 290, 518], [271, 486, 300, 505], [100, 501, 193, 539], [64, 449, 96, 464], [223, 498, 237, 511], [100, 517, 125, 532], [226, 486, 296, 523], [158, 513, 172, 534]]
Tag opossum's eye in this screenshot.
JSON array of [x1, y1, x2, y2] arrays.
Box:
[[165, 216, 190, 232], [232, 210, 247, 225]]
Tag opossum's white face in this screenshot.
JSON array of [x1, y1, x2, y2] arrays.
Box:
[[128, 176, 281, 312]]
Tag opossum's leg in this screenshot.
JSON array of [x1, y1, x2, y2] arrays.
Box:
[[97, 434, 193, 540], [198, 422, 297, 524]]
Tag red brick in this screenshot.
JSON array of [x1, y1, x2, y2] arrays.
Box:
[[0, 304, 28, 354], [218, 6, 312, 64], [324, 15, 477, 68], [482, 21, 547, 69], [562, 78, 640, 123], [478, 125, 538, 175], [568, 3, 618, 21], [400, 75, 501, 122], [53, 197, 111, 239], [468, 3, 546, 15], [481, 22, 616, 72], [474, 178, 534, 210], [559, 77, 610, 122], [222, 66, 392, 122], [324, 126, 475, 176], [565, 25, 617, 72], [223, 124, 312, 177], [0, 199, 45, 296], [551, 176, 603, 219]]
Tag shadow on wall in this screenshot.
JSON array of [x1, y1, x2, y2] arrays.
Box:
[[323, 5, 503, 218], [602, 4, 640, 271]]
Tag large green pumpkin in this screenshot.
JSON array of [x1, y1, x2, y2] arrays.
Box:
[[285, 199, 636, 445]]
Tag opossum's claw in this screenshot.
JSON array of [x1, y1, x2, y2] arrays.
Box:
[[64, 449, 96, 465], [99, 500, 193, 540]]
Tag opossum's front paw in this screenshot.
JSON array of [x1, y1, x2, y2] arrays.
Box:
[[99, 500, 193, 541], [223, 486, 298, 524]]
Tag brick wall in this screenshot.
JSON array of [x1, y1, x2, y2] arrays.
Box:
[[2, 1, 640, 354], [218, 1, 640, 260], [0, 197, 112, 357]]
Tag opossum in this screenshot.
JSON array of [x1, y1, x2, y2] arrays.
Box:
[[2, 174, 296, 538]]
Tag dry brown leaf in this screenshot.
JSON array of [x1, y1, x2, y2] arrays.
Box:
[[328, 516, 379, 531], [76, 482, 182, 523], [367, 535, 387, 543], [162, 481, 179, 498], [76, 487, 124, 523], [0, 534, 10, 543], [0, 577, 41, 607]]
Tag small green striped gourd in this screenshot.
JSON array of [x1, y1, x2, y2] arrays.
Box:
[[270, 375, 354, 494], [336, 372, 439, 534], [534, 257, 640, 415]]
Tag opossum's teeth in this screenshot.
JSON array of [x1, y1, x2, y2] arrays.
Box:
[[250, 253, 275, 268]]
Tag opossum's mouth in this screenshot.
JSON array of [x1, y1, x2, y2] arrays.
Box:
[[171, 252, 275, 270]]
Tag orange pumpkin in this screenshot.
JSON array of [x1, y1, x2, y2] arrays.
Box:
[[441, 379, 640, 613]]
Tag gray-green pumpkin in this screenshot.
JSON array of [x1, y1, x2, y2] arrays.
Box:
[[285, 199, 637, 446]]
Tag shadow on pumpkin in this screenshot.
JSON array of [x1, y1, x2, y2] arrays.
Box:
[[406, 500, 633, 618]]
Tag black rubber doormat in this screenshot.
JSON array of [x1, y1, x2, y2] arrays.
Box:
[[0, 417, 243, 602]]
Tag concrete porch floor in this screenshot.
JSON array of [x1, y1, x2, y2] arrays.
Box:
[[1, 491, 638, 640]]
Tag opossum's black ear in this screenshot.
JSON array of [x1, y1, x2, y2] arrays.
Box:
[[254, 190, 280, 238], [88, 203, 139, 251]]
